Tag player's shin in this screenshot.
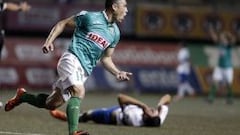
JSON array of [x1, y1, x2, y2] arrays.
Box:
[[226, 84, 233, 104], [67, 97, 81, 135], [20, 93, 49, 108], [207, 85, 217, 103]]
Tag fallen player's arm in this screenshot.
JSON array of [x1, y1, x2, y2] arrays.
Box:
[[118, 93, 148, 111]]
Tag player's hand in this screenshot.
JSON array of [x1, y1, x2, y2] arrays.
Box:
[[42, 43, 54, 54], [116, 71, 132, 81], [144, 107, 157, 117]]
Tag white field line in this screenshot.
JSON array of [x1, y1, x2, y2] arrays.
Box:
[[0, 131, 45, 135]]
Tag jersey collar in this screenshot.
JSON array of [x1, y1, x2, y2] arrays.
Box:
[[102, 10, 114, 24]]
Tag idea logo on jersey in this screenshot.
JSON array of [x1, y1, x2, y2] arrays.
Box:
[[87, 32, 110, 49]]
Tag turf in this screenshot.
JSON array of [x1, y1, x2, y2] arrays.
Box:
[[0, 90, 239, 135]]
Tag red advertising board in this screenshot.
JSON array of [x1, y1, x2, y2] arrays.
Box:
[[1, 37, 59, 89], [0, 38, 179, 89]]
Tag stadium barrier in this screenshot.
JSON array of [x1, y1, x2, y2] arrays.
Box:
[[136, 4, 240, 39], [1, 37, 240, 95], [4, 3, 240, 40]]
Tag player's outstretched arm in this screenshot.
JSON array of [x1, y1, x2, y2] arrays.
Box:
[[4, 1, 31, 12], [42, 16, 75, 53], [118, 93, 148, 110], [101, 48, 132, 81], [225, 31, 236, 44], [208, 25, 219, 43]]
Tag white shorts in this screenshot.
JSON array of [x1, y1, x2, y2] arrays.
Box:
[[53, 52, 88, 101], [212, 67, 233, 84]]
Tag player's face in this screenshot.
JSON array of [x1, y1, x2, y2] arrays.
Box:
[[113, 0, 128, 22], [143, 108, 160, 126]]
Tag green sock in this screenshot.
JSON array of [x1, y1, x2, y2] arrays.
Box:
[[20, 93, 48, 108], [226, 85, 233, 100], [208, 85, 217, 101], [67, 97, 81, 135]]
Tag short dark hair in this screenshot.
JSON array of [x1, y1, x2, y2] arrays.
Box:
[[105, 0, 119, 9], [143, 116, 161, 127]]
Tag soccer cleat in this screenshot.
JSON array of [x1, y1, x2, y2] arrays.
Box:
[[73, 130, 90, 135], [5, 88, 26, 111], [49, 110, 67, 121]]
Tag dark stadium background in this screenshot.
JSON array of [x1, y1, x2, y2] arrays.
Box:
[[1, 0, 240, 95], [0, 1, 239, 135]]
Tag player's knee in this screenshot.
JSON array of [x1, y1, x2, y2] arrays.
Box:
[[45, 99, 63, 110], [67, 85, 85, 99]]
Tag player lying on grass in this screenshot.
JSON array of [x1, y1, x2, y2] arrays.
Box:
[[50, 93, 171, 127]]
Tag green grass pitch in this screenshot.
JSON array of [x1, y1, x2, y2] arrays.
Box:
[[0, 90, 239, 135]]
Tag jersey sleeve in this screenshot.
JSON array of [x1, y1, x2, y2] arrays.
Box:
[[158, 105, 169, 125], [74, 10, 88, 27], [109, 24, 120, 48]]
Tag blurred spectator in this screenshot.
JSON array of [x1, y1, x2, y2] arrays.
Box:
[[207, 25, 236, 104], [174, 41, 195, 101], [0, 0, 31, 59]]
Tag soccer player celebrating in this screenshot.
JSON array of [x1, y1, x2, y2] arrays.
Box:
[[207, 25, 236, 104], [5, 0, 130, 135]]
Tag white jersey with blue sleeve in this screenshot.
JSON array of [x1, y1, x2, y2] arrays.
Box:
[[122, 105, 144, 126], [177, 47, 191, 74], [120, 105, 169, 127]]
